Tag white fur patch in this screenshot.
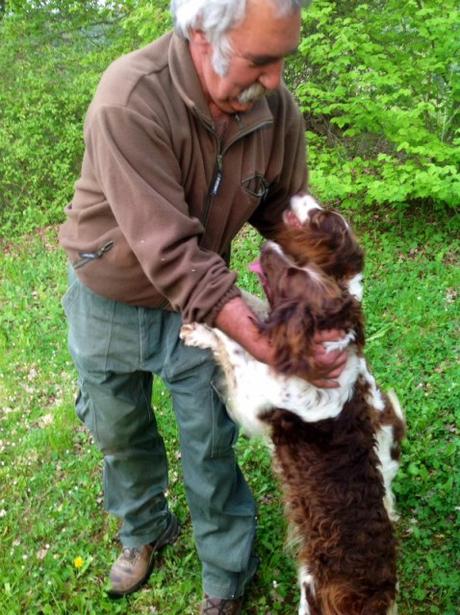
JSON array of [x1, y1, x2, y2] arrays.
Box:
[[359, 359, 385, 411], [375, 424, 400, 522], [323, 330, 356, 352], [289, 194, 322, 224], [387, 601, 398, 614], [387, 389, 404, 421], [298, 566, 315, 615], [347, 272, 364, 301], [264, 240, 284, 255], [181, 322, 361, 437]]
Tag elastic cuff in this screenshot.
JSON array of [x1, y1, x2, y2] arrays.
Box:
[[205, 285, 242, 326]]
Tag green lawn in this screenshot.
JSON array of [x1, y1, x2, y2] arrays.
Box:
[[0, 207, 458, 614]]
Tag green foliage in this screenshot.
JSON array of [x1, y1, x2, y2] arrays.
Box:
[[1, 0, 458, 237], [359, 211, 460, 613], [0, 0, 171, 238], [120, 0, 171, 45], [293, 0, 460, 209]]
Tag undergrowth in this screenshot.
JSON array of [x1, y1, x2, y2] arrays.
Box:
[[0, 206, 458, 614]]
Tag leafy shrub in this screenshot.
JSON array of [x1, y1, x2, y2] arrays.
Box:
[[0, 0, 170, 237], [0, 0, 458, 237], [120, 0, 171, 45], [293, 0, 460, 209]]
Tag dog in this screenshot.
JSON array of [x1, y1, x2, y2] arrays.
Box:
[[180, 195, 405, 614]]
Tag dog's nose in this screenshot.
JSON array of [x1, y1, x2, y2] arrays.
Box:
[[262, 241, 283, 255]]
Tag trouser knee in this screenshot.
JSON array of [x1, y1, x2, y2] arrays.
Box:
[[75, 382, 157, 454]]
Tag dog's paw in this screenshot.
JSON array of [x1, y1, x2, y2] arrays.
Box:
[[180, 323, 218, 350]]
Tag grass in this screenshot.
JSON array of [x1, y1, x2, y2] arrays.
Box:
[[0, 206, 459, 614]]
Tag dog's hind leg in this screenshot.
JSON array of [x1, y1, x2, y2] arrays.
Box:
[[298, 566, 318, 615], [375, 391, 405, 522]]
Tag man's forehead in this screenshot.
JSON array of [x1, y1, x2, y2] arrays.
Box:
[[228, 1, 301, 63]]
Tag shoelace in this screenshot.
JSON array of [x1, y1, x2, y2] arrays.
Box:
[[202, 597, 240, 614], [121, 547, 140, 562]]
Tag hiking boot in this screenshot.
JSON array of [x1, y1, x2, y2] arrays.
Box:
[[107, 513, 180, 597], [200, 594, 243, 615]]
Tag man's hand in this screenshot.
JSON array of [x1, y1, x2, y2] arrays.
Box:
[[214, 297, 275, 365], [214, 297, 347, 388], [308, 330, 348, 389]]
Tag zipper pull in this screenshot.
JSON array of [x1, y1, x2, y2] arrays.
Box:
[[73, 241, 114, 270], [211, 155, 223, 196]]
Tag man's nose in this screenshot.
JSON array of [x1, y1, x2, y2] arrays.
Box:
[[258, 60, 284, 90]]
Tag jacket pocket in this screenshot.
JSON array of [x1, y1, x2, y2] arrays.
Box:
[[241, 174, 270, 200]]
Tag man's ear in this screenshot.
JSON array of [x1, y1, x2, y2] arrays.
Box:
[[189, 28, 211, 53]]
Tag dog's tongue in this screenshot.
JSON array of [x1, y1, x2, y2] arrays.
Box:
[[249, 259, 263, 275], [249, 259, 271, 302]]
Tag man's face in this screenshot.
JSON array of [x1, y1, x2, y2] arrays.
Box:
[[190, 0, 301, 116]]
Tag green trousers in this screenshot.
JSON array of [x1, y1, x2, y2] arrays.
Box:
[[63, 268, 258, 599]]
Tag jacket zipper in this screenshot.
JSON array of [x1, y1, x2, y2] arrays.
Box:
[[201, 147, 223, 230], [200, 120, 272, 234]]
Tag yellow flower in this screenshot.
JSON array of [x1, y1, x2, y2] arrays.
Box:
[[73, 556, 84, 569]]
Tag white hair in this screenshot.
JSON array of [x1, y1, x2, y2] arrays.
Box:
[[170, 0, 311, 76]]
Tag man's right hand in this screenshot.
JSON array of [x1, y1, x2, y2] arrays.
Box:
[[214, 296, 276, 365], [214, 297, 348, 389]]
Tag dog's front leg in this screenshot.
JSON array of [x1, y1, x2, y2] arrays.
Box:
[[180, 322, 219, 352], [180, 323, 240, 392]]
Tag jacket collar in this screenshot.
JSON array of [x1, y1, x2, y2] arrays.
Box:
[[168, 32, 274, 136]]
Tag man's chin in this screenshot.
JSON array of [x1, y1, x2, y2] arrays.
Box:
[[210, 97, 260, 117], [230, 99, 256, 113]]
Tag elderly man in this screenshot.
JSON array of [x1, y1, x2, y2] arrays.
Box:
[[59, 0, 345, 612]]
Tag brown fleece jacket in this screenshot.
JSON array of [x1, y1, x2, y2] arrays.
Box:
[[59, 32, 308, 324]]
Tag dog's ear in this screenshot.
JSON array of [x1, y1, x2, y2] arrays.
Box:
[[312, 210, 365, 278], [326, 292, 365, 351], [278, 266, 312, 300], [267, 291, 365, 383], [264, 298, 319, 380], [275, 209, 364, 280]]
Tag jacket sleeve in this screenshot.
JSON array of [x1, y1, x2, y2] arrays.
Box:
[[85, 103, 240, 325], [248, 100, 308, 238]]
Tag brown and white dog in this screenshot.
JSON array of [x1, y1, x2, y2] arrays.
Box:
[[180, 195, 405, 615]]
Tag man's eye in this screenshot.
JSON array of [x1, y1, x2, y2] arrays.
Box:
[[255, 60, 274, 68], [248, 58, 279, 68]]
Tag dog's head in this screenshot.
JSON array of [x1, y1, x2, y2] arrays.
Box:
[[278, 194, 365, 301], [254, 241, 364, 382]]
